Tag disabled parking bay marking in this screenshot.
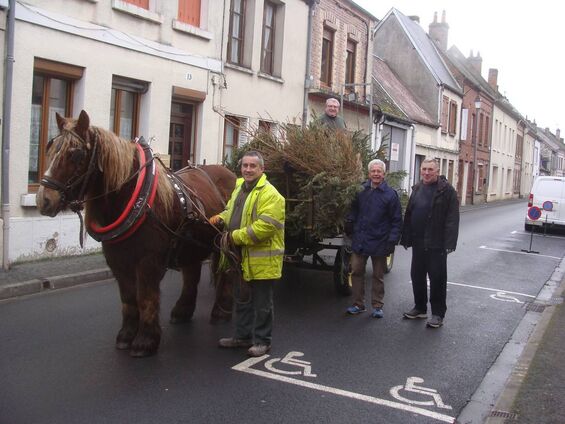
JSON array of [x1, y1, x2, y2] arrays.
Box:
[[232, 351, 455, 423], [479, 245, 561, 260]]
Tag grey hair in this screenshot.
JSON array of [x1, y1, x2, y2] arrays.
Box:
[[422, 157, 439, 169], [242, 150, 264, 167], [368, 159, 386, 173], [326, 97, 340, 107]]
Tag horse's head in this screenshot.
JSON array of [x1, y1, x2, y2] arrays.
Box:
[[36, 110, 98, 217]]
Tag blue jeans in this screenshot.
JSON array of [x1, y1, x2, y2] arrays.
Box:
[[234, 279, 275, 345]]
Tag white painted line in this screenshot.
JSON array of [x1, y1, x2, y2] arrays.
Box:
[[446, 281, 535, 299], [479, 245, 561, 260], [513, 230, 564, 239], [232, 357, 455, 423]]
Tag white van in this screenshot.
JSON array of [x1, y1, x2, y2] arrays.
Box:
[[525, 176, 565, 230]]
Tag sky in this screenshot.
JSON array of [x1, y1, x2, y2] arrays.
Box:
[[353, 0, 564, 134]]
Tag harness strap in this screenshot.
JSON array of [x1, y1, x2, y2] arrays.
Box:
[[87, 139, 157, 243]]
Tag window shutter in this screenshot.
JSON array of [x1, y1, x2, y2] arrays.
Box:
[[178, 0, 201, 27], [124, 0, 149, 9]]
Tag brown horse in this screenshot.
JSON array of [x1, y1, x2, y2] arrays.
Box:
[[36, 110, 236, 357]]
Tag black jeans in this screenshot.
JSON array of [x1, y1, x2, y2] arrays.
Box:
[[410, 247, 447, 318]]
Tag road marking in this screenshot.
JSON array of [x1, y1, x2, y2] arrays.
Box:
[[233, 355, 455, 423], [512, 230, 564, 239], [479, 245, 561, 260], [489, 292, 523, 303], [446, 281, 535, 299], [264, 351, 317, 377], [390, 377, 452, 410]]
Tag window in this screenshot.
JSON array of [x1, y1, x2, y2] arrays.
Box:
[[345, 39, 356, 86], [29, 59, 83, 187], [224, 116, 241, 162], [110, 76, 148, 140], [440, 96, 449, 133], [448, 100, 457, 135], [320, 27, 334, 86], [485, 116, 490, 148], [259, 120, 276, 135], [227, 0, 246, 65], [178, 0, 201, 27], [123, 0, 148, 9], [478, 113, 484, 145], [260, 1, 276, 75]]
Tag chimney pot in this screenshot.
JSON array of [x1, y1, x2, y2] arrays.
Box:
[[488, 68, 498, 91]]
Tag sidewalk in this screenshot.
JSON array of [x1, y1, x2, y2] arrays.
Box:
[[1, 198, 564, 424], [0, 252, 111, 300]]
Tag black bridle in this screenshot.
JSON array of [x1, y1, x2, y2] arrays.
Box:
[[40, 129, 99, 214], [40, 129, 99, 247]]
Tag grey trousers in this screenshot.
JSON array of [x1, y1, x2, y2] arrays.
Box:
[[234, 279, 275, 346], [351, 253, 386, 309]]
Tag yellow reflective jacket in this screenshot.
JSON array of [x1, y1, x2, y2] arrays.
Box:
[[219, 174, 285, 281]]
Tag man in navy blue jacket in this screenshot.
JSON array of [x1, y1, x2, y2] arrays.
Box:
[[344, 159, 402, 318]]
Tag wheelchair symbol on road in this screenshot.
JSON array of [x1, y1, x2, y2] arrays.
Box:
[[264, 351, 317, 377], [490, 291, 523, 303], [389, 377, 452, 410]]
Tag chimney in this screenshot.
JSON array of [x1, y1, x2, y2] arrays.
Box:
[[468, 50, 482, 74], [488, 68, 498, 91], [557, 128, 561, 139], [428, 10, 449, 51]]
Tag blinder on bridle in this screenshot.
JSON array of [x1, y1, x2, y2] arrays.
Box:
[[40, 129, 98, 213]]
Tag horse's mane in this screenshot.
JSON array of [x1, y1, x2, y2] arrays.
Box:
[[92, 126, 174, 219]]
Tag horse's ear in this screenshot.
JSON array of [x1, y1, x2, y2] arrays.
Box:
[[55, 112, 66, 131], [76, 110, 90, 137]]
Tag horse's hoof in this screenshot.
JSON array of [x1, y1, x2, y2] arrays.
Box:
[[169, 314, 193, 324], [116, 341, 131, 350], [129, 348, 157, 358]]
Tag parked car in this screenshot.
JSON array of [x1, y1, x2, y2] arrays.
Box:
[[525, 176, 565, 231]]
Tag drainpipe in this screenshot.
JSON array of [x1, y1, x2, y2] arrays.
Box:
[[2, 0, 16, 270], [409, 124, 416, 192], [301, 0, 316, 127], [363, 19, 372, 140]]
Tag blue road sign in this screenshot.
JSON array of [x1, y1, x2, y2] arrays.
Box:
[[527, 206, 542, 221]]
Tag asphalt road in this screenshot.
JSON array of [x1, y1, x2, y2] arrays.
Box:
[[1, 201, 563, 424]]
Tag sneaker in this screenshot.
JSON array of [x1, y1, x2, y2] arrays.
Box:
[[346, 305, 366, 315], [403, 308, 427, 319], [218, 337, 253, 348], [426, 315, 444, 328], [371, 307, 384, 319], [247, 344, 271, 357]]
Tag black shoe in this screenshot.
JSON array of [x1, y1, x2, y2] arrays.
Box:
[[426, 315, 444, 328], [403, 308, 427, 319]]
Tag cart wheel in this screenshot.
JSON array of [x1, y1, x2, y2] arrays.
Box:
[[334, 246, 352, 296], [385, 253, 394, 274]]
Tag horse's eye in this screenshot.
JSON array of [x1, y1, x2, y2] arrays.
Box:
[[70, 148, 86, 164], [46, 137, 55, 151]]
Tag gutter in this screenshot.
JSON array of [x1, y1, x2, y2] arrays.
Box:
[[2, 0, 15, 270], [301, 0, 316, 127]]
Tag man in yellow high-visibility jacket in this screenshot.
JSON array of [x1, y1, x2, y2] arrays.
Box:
[[211, 151, 285, 357]]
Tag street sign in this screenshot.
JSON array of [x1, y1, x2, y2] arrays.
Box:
[[527, 206, 542, 221], [542, 201, 553, 211]]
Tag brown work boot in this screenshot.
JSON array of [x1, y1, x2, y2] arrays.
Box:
[[247, 344, 271, 357], [218, 337, 253, 348]]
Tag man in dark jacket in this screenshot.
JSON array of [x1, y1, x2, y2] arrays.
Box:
[[345, 159, 402, 318], [317, 98, 346, 129], [400, 158, 459, 328]]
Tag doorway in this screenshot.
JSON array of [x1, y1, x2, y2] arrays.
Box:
[[169, 102, 194, 171]]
